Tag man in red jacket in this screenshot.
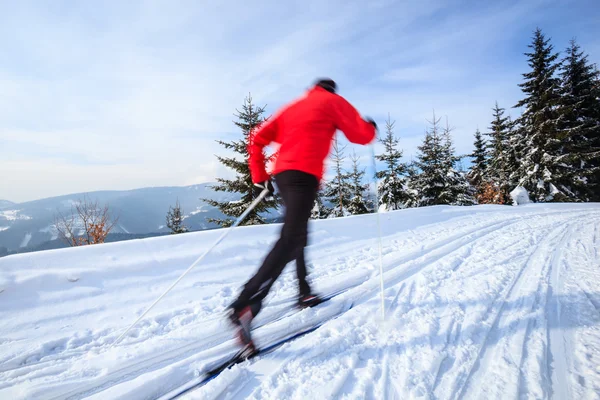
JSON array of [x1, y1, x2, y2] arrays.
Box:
[[228, 79, 376, 349]]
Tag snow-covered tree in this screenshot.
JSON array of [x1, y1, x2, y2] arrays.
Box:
[[505, 115, 521, 191], [448, 169, 477, 206], [441, 120, 476, 206], [166, 199, 188, 234], [202, 94, 279, 226], [311, 189, 329, 220], [412, 114, 475, 207], [404, 160, 420, 208], [375, 114, 410, 211], [412, 112, 452, 206], [324, 137, 353, 218], [467, 128, 488, 199], [486, 102, 512, 203], [557, 39, 600, 201], [347, 151, 370, 215], [512, 28, 565, 202]]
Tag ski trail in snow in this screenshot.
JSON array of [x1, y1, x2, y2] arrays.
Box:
[[420, 213, 599, 400], [454, 221, 573, 399], [546, 222, 579, 400], [454, 214, 600, 400], [402, 215, 561, 398]]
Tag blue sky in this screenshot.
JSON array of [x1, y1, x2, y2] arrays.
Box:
[[1, 0, 599, 203]]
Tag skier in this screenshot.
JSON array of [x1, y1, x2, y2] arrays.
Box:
[[228, 78, 377, 350]]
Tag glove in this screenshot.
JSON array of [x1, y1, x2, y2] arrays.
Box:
[[365, 117, 378, 131], [253, 179, 275, 199]]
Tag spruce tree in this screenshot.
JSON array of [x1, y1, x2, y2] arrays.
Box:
[[412, 112, 450, 206], [347, 151, 370, 215], [202, 94, 278, 227], [467, 128, 488, 199], [441, 119, 476, 206], [324, 137, 352, 217], [505, 115, 521, 191], [411, 114, 475, 207], [404, 160, 421, 208], [557, 39, 600, 200], [166, 199, 188, 234], [311, 189, 330, 220], [486, 102, 512, 202], [375, 114, 410, 211], [513, 28, 564, 202]]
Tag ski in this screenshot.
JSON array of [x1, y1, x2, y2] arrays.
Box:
[[256, 287, 349, 325], [203, 343, 259, 378], [162, 322, 327, 400], [159, 294, 353, 400]]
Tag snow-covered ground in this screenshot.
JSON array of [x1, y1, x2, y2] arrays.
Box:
[[0, 203, 599, 399]]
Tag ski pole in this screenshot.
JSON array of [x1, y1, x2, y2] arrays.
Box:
[[370, 144, 385, 321], [112, 189, 270, 347]]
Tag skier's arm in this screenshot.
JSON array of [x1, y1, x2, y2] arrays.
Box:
[[332, 96, 377, 145], [248, 116, 278, 184]]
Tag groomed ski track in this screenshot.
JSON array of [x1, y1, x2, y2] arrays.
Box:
[[0, 204, 599, 399]]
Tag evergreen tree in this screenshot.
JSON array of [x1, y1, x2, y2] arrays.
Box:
[[202, 94, 278, 227], [412, 114, 475, 207], [467, 128, 488, 199], [412, 112, 451, 206], [311, 189, 329, 220], [375, 114, 410, 211], [441, 119, 476, 206], [486, 102, 512, 202], [557, 39, 600, 200], [324, 137, 352, 217], [505, 115, 521, 191], [166, 199, 188, 234], [347, 151, 370, 215], [404, 160, 421, 208], [513, 28, 565, 202], [449, 170, 477, 206]]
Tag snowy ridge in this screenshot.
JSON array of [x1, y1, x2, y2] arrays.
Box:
[[0, 204, 599, 399]]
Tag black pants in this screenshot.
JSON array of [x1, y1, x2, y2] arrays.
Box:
[[233, 170, 318, 315]]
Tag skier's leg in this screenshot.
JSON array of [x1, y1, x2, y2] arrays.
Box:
[[295, 249, 311, 297], [232, 170, 318, 315]]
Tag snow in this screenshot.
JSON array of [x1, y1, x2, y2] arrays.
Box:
[[0, 226, 9, 232], [0, 210, 31, 221], [19, 233, 32, 248], [39, 225, 58, 240], [0, 204, 599, 399], [510, 186, 531, 205], [188, 207, 210, 217]]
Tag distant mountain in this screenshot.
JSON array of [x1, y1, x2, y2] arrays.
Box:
[[0, 200, 15, 210], [0, 184, 281, 255]]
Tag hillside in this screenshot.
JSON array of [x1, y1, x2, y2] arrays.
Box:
[[0, 200, 15, 210], [0, 184, 254, 254], [0, 203, 599, 399]]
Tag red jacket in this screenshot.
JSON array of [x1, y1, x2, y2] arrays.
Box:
[[248, 86, 376, 184]]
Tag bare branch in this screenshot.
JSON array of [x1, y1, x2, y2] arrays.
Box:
[[53, 196, 118, 246]]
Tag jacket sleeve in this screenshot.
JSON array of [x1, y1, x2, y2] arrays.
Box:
[[247, 116, 278, 184], [331, 96, 376, 145]]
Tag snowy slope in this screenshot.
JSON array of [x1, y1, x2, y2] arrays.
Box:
[[0, 204, 599, 399]]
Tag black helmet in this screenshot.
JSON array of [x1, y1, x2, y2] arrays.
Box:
[[314, 78, 337, 94]]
